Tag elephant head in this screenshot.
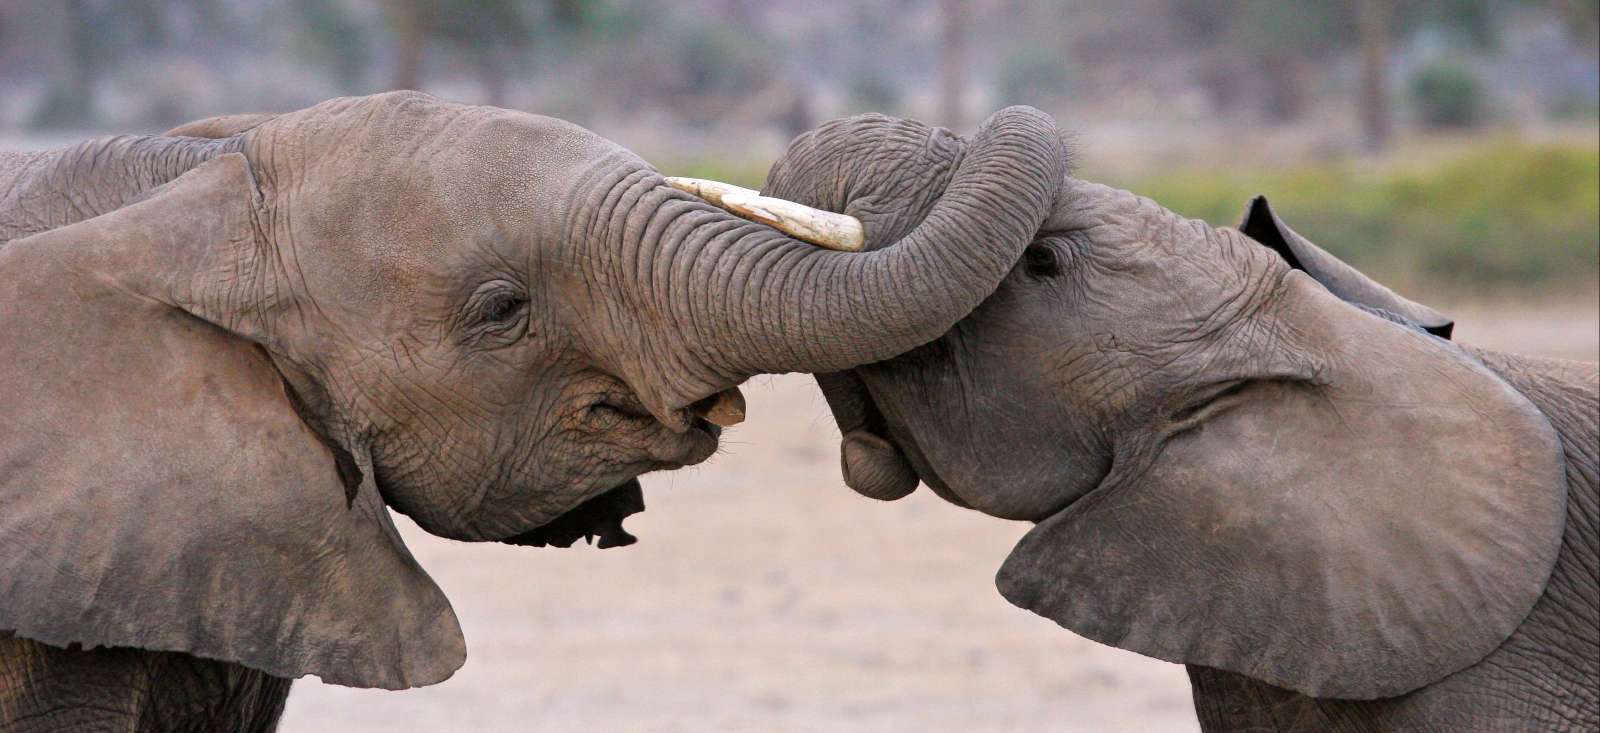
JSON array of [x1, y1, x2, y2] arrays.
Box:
[[0, 94, 1066, 688], [753, 114, 1570, 701]]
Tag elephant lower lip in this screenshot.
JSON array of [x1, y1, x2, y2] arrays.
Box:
[[850, 374, 970, 508], [498, 478, 645, 549], [691, 417, 722, 439]]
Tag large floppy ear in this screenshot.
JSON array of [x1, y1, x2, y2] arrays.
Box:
[[995, 271, 1568, 700], [1239, 195, 1453, 338], [0, 155, 464, 689], [163, 112, 276, 138]]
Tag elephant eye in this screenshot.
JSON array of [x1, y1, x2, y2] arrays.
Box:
[[480, 292, 527, 323], [460, 281, 531, 347], [1023, 242, 1061, 278]]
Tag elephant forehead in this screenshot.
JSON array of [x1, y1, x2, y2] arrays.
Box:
[[257, 98, 606, 261], [279, 180, 531, 320]]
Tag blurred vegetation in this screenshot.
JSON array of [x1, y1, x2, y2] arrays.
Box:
[[655, 156, 771, 191], [1, 1, 1595, 295], [995, 46, 1074, 108], [1108, 141, 1600, 293], [658, 140, 1600, 296], [5, 0, 1594, 133], [1409, 62, 1488, 128], [847, 68, 904, 114]]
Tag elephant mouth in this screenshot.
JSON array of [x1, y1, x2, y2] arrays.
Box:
[[497, 386, 730, 551], [497, 377, 743, 550], [826, 370, 971, 509], [498, 478, 646, 549], [589, 388, 725, 464]]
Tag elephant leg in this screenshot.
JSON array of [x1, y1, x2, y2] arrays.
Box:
[[0, 636, 291, 733]]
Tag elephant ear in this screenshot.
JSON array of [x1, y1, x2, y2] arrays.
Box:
[[0, 155, 464, 689], [1239, 195, 1453, 338], [163, 112, 276, 138], [995, 272, 1568, 700]]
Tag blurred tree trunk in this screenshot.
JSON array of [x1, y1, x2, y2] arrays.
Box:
[[1260, 52, 1307, 123], [937, 0, 967, 130], [388, 0, 427, 91], [58, 0, 95, 105], [778, 84, 814, 141], [1197, 55, 1244, 117], [1553, 0, 1599, 50], [31, 0, 97, 128], [127, 0, 167, 51], [1358, 0, 1392, 152]]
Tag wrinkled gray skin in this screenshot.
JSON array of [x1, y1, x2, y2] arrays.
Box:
[[765, 114, 1598, 731], [0, 95, 1065, 730], [0, 636, 291, 733]]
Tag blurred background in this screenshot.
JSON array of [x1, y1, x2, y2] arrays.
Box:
[[2, 2, 1596, 731]]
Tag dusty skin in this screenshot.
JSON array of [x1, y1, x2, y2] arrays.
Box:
[[280, 299, 1596, 733]]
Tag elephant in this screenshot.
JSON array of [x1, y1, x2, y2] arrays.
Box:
[[0, 94, 1067, 730], [737, 112, 1600, 731]]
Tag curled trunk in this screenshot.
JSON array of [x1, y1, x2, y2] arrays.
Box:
[[588, 107, 1065, 413]]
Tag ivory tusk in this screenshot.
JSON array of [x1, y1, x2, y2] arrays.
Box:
[[664, 176, 759, 208], [689, 387, 746, 428], [666, 176, 866, 253]]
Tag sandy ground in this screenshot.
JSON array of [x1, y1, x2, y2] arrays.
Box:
[[277, 297, 1598, 733]]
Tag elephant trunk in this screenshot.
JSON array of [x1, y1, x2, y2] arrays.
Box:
[[1, 135, 236, 245], [591, 107, 1064, 415]]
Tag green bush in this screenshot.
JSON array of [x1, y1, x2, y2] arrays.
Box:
[[1106, 142, 1599, 293], [1409, 62, 1486, 129], [996, 47, 1073, 108], [658, 158, 770, 190], [677, 24, 772, 98], [29, 91, 95, 129], [669, 141, 1597, 295], [1547, 89, 1600, 121], [847, 69, 902, 113]]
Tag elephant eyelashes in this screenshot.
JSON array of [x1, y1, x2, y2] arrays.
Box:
[[462, 283, 530, 345], [480, 293, 526, 323], [1023, 241, 1062, 278]]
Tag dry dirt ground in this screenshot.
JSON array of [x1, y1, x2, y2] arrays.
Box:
[[275, 297, 1595, 733]]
